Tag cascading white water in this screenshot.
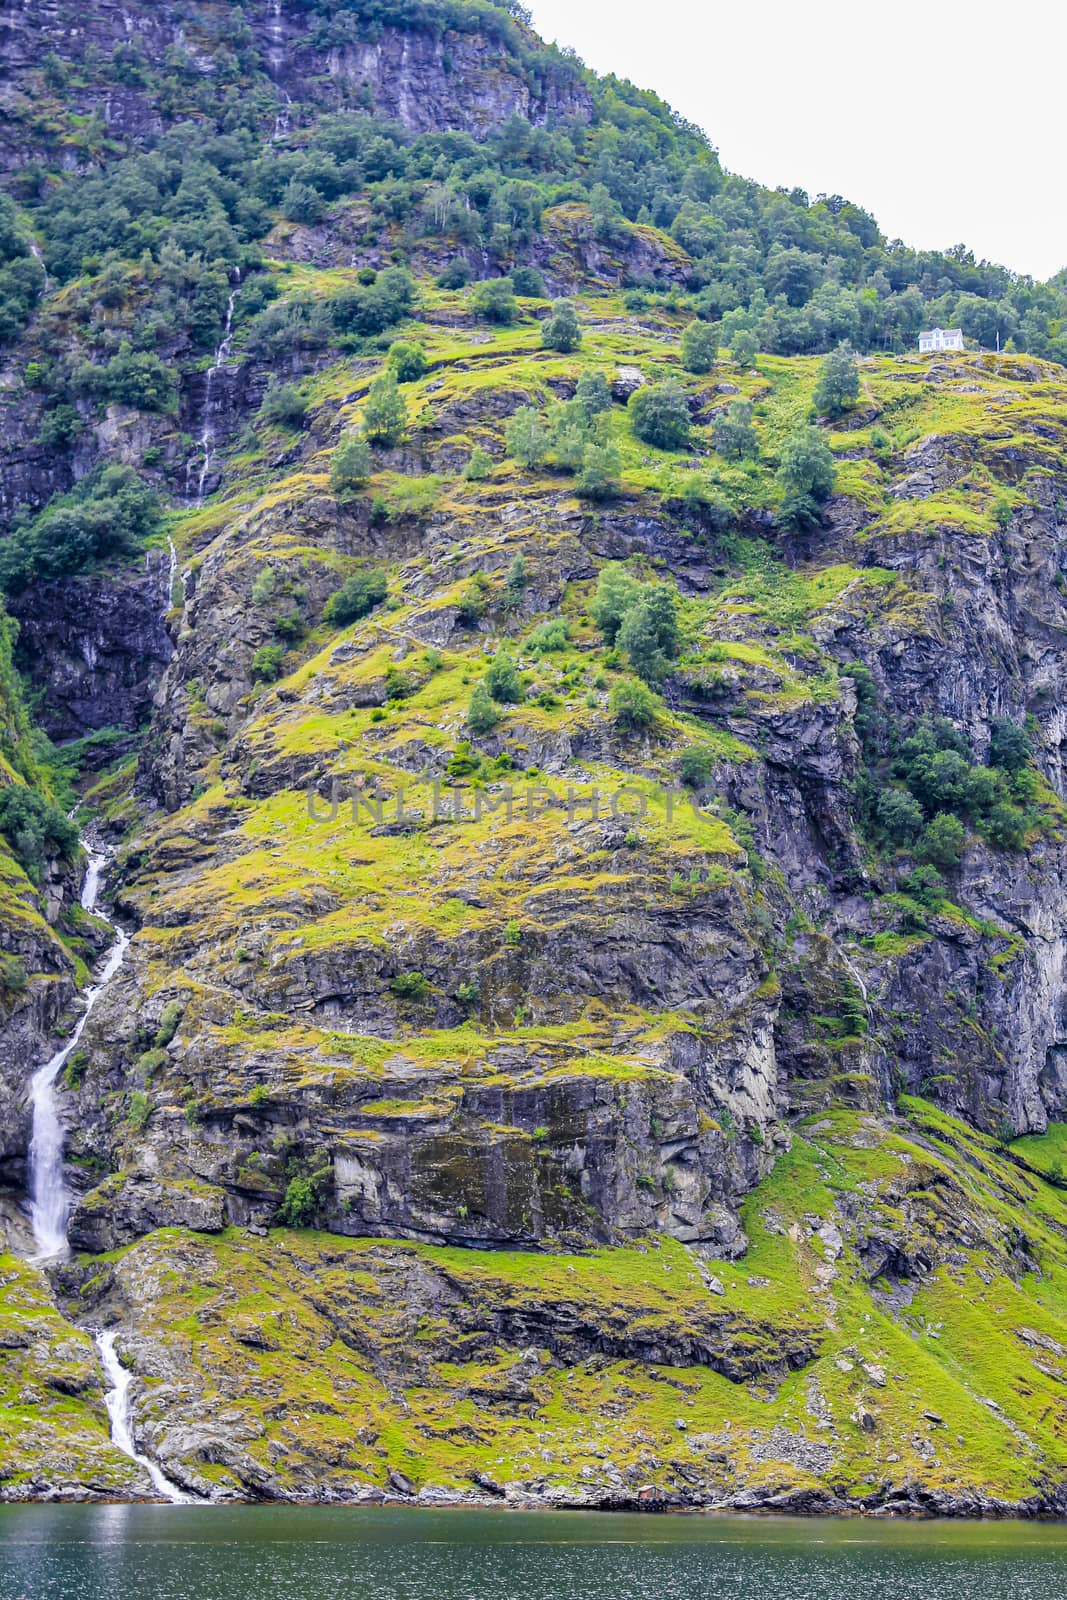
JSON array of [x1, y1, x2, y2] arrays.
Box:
[[95, 1330, 192, 1504], [194, 274, 240, 505], [28, 847, 130, 1260]]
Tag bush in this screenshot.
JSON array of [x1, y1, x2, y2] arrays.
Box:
[[278, 1175, 317, 1227], [468, 682, 500, 733], [362, 370, 407, 445], [984, 801, 1029, 850], [917, 811, 966, 869], [591, 563, 641, 644], [251, 643, 287, 682], [875, 786, 924, 844], [527, 619, 569, 654], [988, 717, 1031, 773], [463, 447, 493, 481], [456, 572, 490, 626], [510, 266, 545, 297], [541, 299, 581, 352], [609, 677, 658, 730], [323, 567, 388, 626], [0, 786, 79, 880], [0, 466, 162, 594], [329, 432, 372, 500], [617, 582, 679, 683], [259, 379, 307, 429], [72, 343, 177, 413], [386, 339, 427, 382], [484, 652, 524, 704], [154, 1000, 183, 1049], [629, 381, 691, 451], [679, 746, 713, 789], [778, 424, 835, 499], [0, 953, 27, 998], [471, 277, 516, 324], [390, 970, 430, 1000], [681, 319, 718, 374], [575, 370, 613, 415], [730, 329, 758, 367], [901, 864, 945, 910], [575, 441, 622, 500], [127, 1090, 150, 1130]]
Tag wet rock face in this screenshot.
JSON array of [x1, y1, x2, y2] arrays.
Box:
[[9, 557, 173, 744]]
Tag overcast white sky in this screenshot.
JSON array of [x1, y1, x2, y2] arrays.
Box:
[[527, 0, 1065, 281]]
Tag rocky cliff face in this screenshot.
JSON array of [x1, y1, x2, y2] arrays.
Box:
[[0, 0, 1065, 1516]]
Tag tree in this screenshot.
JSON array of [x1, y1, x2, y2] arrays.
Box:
[[278, 1175, 316, 1227], [471, 277, 516, 324], [681, 319, 718, 374], [0, 787, 79, 881], [386, 340, 427, 382], [510, 266, 545, 297], [259, 379, 307, 429], [503, 553, 528, 609], [251, 643, 287, 682], [591, 563, 641, 643], [362, 371, 406, 446], [813, 343, 860, 417], [984, 801, 1028, 850], [609, 677, 658, 730], [575, 441, 622, 499], [574, 370, 612, 417], [618, 583, 679, 683], [628, 381, 691, 450], [323, 567, 388, 626], [778, 425, 835, 499], [329, 433, 371, 500], [731, 329, 758, 367], [988, 718, 1031, 773], [505, 405, 550, 468], [917, 811, 966, 869], [484, 651, 524, 704], [542, 299, 581, 352], [713, 399, 758, 460], [875, 786, 924, 844], [468, 682, 500, 733]]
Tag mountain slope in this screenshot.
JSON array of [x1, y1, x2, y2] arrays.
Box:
[[0, 0, 1064, 1510]]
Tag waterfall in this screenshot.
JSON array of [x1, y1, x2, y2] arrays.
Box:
[[28, 845, 130, 1261], [193, 273, 240, 505], [95, 1330, 193, 1504]]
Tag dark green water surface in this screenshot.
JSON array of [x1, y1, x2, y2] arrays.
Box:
[[0, 1504, 1064, 1600]]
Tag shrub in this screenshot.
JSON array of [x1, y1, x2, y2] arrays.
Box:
[[386, 339, 427, 382], [471, 277, 516, 324], [362, 371, 407, 445], [609, 677, 658, 730], [901, 864, 945, 910], [917, 811, 966, 869], [628, 381, 691, 450], [730, 329, 758, 367], [617, 582, 679, 684], [323, 567, 388, 626], [527, 619, 569, 654], [984, 801, 1029, 850], [679, 746, 713, 789], [330, 433, 371, 499], [503, 919, 521, 946], [259, 379, 307, 429], [463, 447, 493, 481], [0, 787, 79, 880], [390, 970, 430, 1000], [541, 299, 581, 352], [681, 319, 718, 374], [0, 466, 162, 594], [591, 563, 641, 643], [456, 572, 490, 626], [988, 717, 1031, 773], [468, 682, 500, 733], [127, 1090, 150, 1130], [0, 953, 27, 998], [154, 1001, 183, 1049], [875, 786, 924, 844], [778, 424, 835, 499], [484, 652, 524, 704], [251, 643, 287, 682], [575, 441, 622, 499], [510, 266, 545, 297], [251, 566, 277, 604], [278, 1175, 316, 1227], [575, 370, 613, 415]]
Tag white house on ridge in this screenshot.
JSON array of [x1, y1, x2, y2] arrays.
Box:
[[919, 326, 965, 353]]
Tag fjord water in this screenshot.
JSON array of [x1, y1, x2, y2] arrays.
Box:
[[0, 1507, 1063, 1600]]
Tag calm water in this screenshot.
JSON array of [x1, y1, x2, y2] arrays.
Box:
[[0, 1505, 1064, 1600]]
